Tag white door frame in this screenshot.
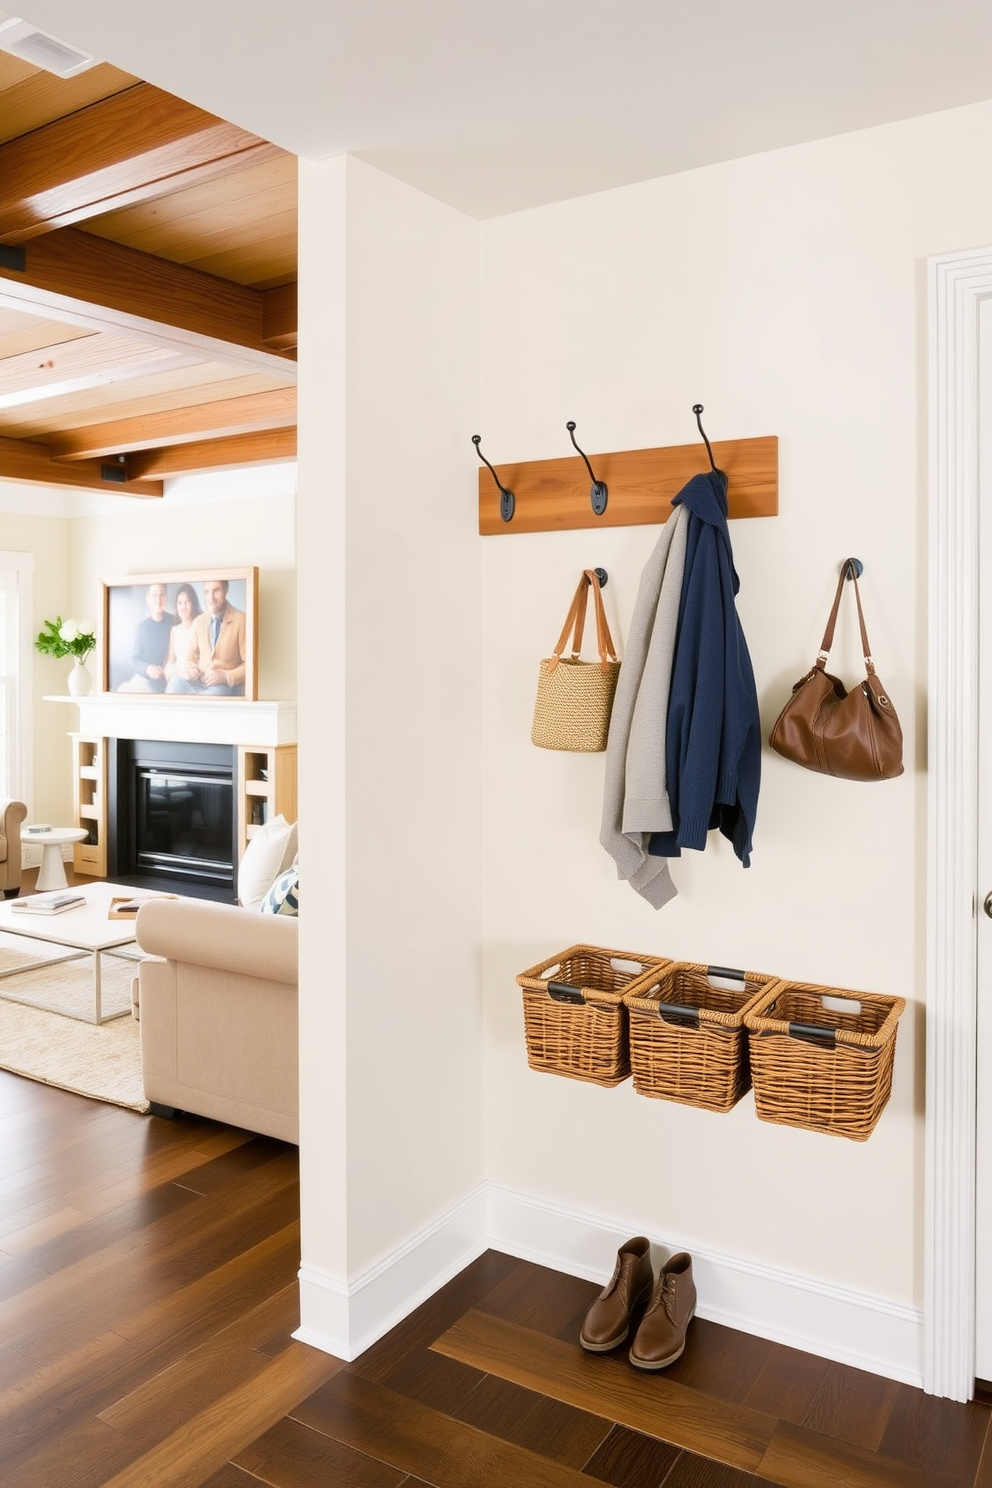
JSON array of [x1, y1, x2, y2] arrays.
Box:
[[925, 245, 992, 1400]]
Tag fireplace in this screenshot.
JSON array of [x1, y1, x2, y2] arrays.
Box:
[[109, 738, 237, 898]]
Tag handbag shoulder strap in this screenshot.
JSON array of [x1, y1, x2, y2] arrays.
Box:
[[549, 571, 619, 672], [817, 560, 875, 674], [587, 568, 619, 669], [551, 574, 592, 662]]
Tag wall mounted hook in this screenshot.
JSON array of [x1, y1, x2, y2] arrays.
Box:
[[842, 557, 864, 580], [566, 421, 608, 516], [587, 567, 608, 588], [472, 435, 514, 522], [692, 403, 724, 479]]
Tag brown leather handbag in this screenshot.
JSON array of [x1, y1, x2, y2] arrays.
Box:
[[769, 563, 904, 781]]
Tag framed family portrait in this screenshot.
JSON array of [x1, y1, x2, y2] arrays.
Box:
[[101, 567, 259, 700]]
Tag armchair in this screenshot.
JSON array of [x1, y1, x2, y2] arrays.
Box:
[[0, 799, 28, 896]]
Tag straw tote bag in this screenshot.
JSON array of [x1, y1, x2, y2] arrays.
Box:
[[531, 570, 621, 753], [769, 562, 904, 781]]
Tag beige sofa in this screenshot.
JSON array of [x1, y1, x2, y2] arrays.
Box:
[[133, 896, 299, 1143], [0, 798, 28, 896]]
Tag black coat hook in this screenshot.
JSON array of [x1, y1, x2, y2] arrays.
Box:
[[842, 557, 864, 580], [692, 404, 724, 478], [566, 421, 608, 516], [472, 435, 514, 523], [586, 567, 608, 588]]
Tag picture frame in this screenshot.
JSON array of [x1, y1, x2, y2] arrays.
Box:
[[101, 567, 259, 700]]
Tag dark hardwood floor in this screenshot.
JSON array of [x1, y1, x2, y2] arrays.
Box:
[[1, 950, 991, 1485]]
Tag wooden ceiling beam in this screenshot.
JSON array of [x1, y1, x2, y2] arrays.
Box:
[[0, 82, 284, 244], [48, 387, 298, 460], [0, 435, 163, 496], [0, 227, 297, 376], [0, 332, 198, 410], [125, 427, 297, 479], [262, 283, 298, 350]]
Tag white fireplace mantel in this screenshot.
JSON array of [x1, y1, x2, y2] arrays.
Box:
[[44, 695, 297, 747]]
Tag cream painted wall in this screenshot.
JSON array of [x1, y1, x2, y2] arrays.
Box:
[[0, 499, 72, 822], [480, 101, 992, 1309], [68, 482, 297, 702], [0, 475, 296, 828], [297, 157, 484, 1289]]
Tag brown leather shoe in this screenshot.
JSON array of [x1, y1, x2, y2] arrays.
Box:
[[628, 1251, 696, 1369], [579, 1236, 654, 1352]]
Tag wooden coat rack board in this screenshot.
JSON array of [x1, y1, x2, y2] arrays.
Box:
[[477, 434, 778, 536]]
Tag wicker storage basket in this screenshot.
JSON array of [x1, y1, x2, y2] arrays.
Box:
[[743, 980, 906, 1141], [515, 945, 669, 1087], [624, 963, 776, 1112]]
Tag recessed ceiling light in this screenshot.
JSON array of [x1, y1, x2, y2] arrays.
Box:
[[0, 16, 97, 77]]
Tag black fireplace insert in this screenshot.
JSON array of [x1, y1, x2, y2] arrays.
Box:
[[109, 738, 237, 899]]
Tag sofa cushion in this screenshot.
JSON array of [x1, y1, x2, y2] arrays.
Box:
[[260, 864, 299, 916], [238, 814, 297, 909]]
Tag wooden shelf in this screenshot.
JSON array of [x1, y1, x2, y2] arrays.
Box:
[[70, 733, 106, 877], [236, 744, 297, 859]]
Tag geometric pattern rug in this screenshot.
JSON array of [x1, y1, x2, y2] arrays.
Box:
[[0, 936, 148, 1111]]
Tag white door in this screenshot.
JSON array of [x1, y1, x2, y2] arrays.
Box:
[[976, 297, 992, 1380]]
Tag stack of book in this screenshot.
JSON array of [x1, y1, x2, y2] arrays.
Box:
[[10, 891, 86, 916]]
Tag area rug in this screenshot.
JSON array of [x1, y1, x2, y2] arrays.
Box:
[[0, 941, 148, 1112]]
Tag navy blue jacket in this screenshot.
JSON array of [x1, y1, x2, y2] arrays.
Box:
[[648, 470, 760, 867]]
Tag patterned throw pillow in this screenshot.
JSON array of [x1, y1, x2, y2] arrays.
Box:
[[260, 865, 299, 916]]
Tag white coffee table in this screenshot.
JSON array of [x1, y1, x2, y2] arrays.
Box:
[[0, 880, 148, 1024], [21, 826, 88, 891]]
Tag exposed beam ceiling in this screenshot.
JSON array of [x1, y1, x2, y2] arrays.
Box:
[[47, 386, 297, 459], [0, 81, 282, 243], [0, 432, 163, 494], [0, 56, 298, 496], [0, 227, 297, 371], [0, 331, 198, 409], [125, 426, 297, 480]]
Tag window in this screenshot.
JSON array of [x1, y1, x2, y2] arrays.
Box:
[[0, 552, 34, 803]]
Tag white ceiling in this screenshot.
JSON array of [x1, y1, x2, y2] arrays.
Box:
[[11, 0, 992, 218]]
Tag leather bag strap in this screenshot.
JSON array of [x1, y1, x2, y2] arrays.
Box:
[[548, 571, 619, 673], [816, 560, 875, 675], [586, 568, 619, 670], [551, 574, 592, 664]]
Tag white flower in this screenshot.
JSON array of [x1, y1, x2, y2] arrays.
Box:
[[59, 619, 95, 644]]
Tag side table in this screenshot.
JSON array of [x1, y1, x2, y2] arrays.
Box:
[[21, 826, 88, 891]]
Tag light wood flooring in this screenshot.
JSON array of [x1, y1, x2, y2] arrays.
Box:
[[1, 1066, 991, 1488]]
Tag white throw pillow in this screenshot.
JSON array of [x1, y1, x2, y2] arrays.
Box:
[[238, 814, 298, 909]]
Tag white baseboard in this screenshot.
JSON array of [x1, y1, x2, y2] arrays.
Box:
[[486, 1185, 923, 1388], [295, 1184, 489, 1361], [296, 1182, 923, 1387]]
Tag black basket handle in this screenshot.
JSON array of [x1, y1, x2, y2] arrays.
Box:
[[658, 1003, 700, 1028], [546, 980, 586, 1005], [787, 1021, 837, 1048]]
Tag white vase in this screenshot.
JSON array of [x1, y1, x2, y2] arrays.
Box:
[[67, 658, 92, 697]]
